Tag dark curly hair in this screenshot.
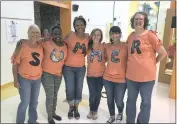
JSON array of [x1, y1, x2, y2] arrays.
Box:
[[73, 16, 86, 32], [130, 11, 149, 29]]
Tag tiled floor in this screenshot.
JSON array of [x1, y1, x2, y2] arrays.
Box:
[[1, 78, 176, 123]]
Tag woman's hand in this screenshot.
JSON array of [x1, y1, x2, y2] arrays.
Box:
[[14, 81, 21, 89]]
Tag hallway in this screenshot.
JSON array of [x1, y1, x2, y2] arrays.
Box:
[[1, 78, 175, 123]]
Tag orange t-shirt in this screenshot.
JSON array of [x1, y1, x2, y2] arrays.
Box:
[[126, 30, 162, 82], [87, 43, 106, 77], [103, 43, 127, 83], [41, 41, 67, 76], [64, 32, 89, 67], [12, 41, 43, 80]]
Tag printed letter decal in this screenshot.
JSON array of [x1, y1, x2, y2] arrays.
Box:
[[50, 48, 64, 62], [131, 40, 141, 54], [72, 42, 86, 55], [29, 52, 40, 66], [89, 49, 102, 63], [111, 50, 120, 63]]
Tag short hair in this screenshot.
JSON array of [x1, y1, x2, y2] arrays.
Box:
[[130, 11, 149, 29], [73, 16, 86, 32], [51, 25, 61, 32], [28, 24, 41, 37], [51, 25, 62, 35]]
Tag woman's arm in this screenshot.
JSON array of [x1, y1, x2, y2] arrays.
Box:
[[12, 64, 20, 89], [156, 46, 167, 64]]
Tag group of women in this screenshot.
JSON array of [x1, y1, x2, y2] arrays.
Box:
[[11, 11, 167, 124]]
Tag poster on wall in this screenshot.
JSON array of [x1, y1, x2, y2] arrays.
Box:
[[6, 20, 18, 43]]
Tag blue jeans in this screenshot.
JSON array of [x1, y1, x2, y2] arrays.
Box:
[[87, 76, 103, 112], [103, 79, 127, 116], [63, 65, 86, 106], [16, 74, 41, 123], [126, 78, 155, 123]]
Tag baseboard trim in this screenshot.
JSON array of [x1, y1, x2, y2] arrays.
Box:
[[1, 82, 14, 89]]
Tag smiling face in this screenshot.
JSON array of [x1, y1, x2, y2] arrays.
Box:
[[52, 27, 62, 42], [28, 25, 41, 42], [74, 19, 86, 33], [133, 13, 145, 30], [110, 32, 121, 43], [92, 30, 102, 43]]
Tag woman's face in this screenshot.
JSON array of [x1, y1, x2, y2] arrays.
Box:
[[52, 28, 62, 42], [28, 27, 41, 42], [134, 13, 145, 29], [110, 32, 121, 42], [74, 20, 85, 33], [92, 30, 102, 43]]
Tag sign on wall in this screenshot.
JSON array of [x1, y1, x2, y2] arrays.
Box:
[[6, 20, 18, 43]]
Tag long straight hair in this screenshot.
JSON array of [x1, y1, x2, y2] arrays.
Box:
[[88, 28, 103, 50]]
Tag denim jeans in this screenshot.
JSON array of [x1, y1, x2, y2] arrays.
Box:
[[16, 74, 41, 123], [63, 65, 86, 106], [41, 72, 62, 120], [103, 79, 127, 116], [87, 76, 103, 112], [126, 78, 155, 123]]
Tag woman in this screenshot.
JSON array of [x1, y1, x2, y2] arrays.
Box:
[[126, 12, 167, 123], [41, 26, 67, 124], [103, 26, 127, 124], [86, 28, 106, 120], [13, 26, 67, 124], [63, 16, 89, 120], [11, 24, 43, 124]]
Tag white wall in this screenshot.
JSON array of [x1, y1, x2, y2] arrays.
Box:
[[155, 1, 171, 83], [113, 1, 130, 41], [1, 1, 35, 85], [71, 1, 130, 42]]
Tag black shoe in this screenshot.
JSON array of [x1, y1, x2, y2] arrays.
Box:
[[48, 119, 55, 124], [137, 119, 141, 124], [74, 106, 80, 120], [68, 106, 74, 119], [53, 114, 62, 121]]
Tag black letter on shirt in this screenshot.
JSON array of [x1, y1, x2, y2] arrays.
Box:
[[29, 52, 40, 66]]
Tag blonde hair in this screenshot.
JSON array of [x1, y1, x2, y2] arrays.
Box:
[[27, 24, 41, 38]]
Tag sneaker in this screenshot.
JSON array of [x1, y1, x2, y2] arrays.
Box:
[[68, 106, 74, 119], [106, 116, 115, 124], [87, 111, 93, 119], [74, 106, 80, 120], [92, 112, 98, 120], [116, 113, 123, 121]]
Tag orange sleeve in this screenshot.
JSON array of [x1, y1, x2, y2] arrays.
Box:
[[12, 46, 24, 65], [64, 31, 73, 43], [148, 32, 162, 52], [126, 32, 133, 43]]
